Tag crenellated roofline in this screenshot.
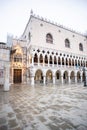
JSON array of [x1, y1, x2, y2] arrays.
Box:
[[22, 10, 87, 38]]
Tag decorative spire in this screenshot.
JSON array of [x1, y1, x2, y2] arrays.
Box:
[[30, 9, 33, 15]]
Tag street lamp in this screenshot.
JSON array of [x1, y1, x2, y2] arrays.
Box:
[[82, 67, 87, 87]]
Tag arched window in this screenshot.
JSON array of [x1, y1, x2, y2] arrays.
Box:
[[14, 54, 22, 62], [54, 56, 57, 64], [45, 55, 48, 64], [72, 59, 74, 66], [34, 53, 38, 63], [58, 57, 61, 65], [65, 39, 70, 48], [49, 56, 52, 64], [39, 54, 43, 63], [79, 43, 83, 51], [46, 33, 53, 43], [66, 58, 68, 65], [69, 58, 71, 66], [62, 57, 64, 65]]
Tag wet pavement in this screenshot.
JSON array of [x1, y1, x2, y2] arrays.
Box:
[[0, 83, 87, 130]]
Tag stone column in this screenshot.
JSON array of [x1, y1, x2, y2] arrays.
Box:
[[80, 60, 81, 67], [43, 57, 45, 67], [43, 76, 46, 84], [4, 65, 10, 91], [85, 61, 86, 67], [61, 75, 63, 84], [80, 75, 82, 83], [52, 57, 54, 67], [32, 56, 34, 66], [61, 71, 64, 84], [38, 55, 39, 66], [30, 67, 34, 85], [68, 72, 71, 84], [71, 59, 72, 66], [60, 57, 62, 67], [80, 72, 83, 83], [57, 57, 58, 67], [64, 58, 66, 67], [68, 58, 69, 67], [74, 59, 75, 69], [53, 76, 55, 84], [48, 56, 49, 67], [11, 68, 13, 84], [31, 76, 34, 85], [75, 72, 77, 84]]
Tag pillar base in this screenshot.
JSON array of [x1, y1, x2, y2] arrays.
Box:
[[4, 79, 10, 91], [4, 84, 10, 91], [31, 76, 34, 86]]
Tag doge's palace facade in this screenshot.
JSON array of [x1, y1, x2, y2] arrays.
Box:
[[10, 12, 87, 86]]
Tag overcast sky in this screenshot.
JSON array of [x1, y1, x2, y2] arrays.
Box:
[[0, 0, 87, 42]]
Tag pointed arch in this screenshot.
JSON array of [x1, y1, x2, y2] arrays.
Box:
[[54, 56, 57, 64], [70, 71, 75, 83], [39, 54, 43, 63], [45, 55, 48, 64], [46, 69, 53, 83], [34, 53, 38, 63], [69, 58, 71, 66], [72, 59, 74, 66], [62, 57, 64, 65], [81, 60, 83, 66], [82, 71, 85, 82], [35, 69, 43, 83], [77, 71, 81, 82], [55, 70, 61, 79], [55, 70, 61, 84], [63, 71, 68, 83], [66, 58, 68, 66], [78, 60, 80, 66], [49, 55, 52, 64], [58, 57, 61, 65], [75, 59, 77, 66]]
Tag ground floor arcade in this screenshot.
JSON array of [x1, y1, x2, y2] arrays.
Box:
[[10, 67, 87, 86], [29, 68, 86, 85]]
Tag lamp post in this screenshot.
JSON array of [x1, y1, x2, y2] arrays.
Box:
[[82, 67, 87, 87]]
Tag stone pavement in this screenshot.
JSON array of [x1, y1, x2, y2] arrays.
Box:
[[0, 83, 87, 130]]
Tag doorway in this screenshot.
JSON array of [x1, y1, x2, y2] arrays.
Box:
[[13, 69, 22, 83]]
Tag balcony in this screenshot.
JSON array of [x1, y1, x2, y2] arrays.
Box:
[[28, 62, 83, 71]]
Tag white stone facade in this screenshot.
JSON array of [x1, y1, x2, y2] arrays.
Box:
[[0, 43, 10, 91], [10, 13, 87, 86]]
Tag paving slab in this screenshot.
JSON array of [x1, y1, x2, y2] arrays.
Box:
[[0, 83, 87, 130]]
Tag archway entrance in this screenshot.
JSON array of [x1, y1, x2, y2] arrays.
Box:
[[46, 70, 53, 83], [70, 71, 75, 83], [55, 70, 61, 84], [35, 69, 43, 83], [13, 69, 22, 83], [63, 71, 68, 83], [77, 71, 81, 83], [82, 72, 85, 82]]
